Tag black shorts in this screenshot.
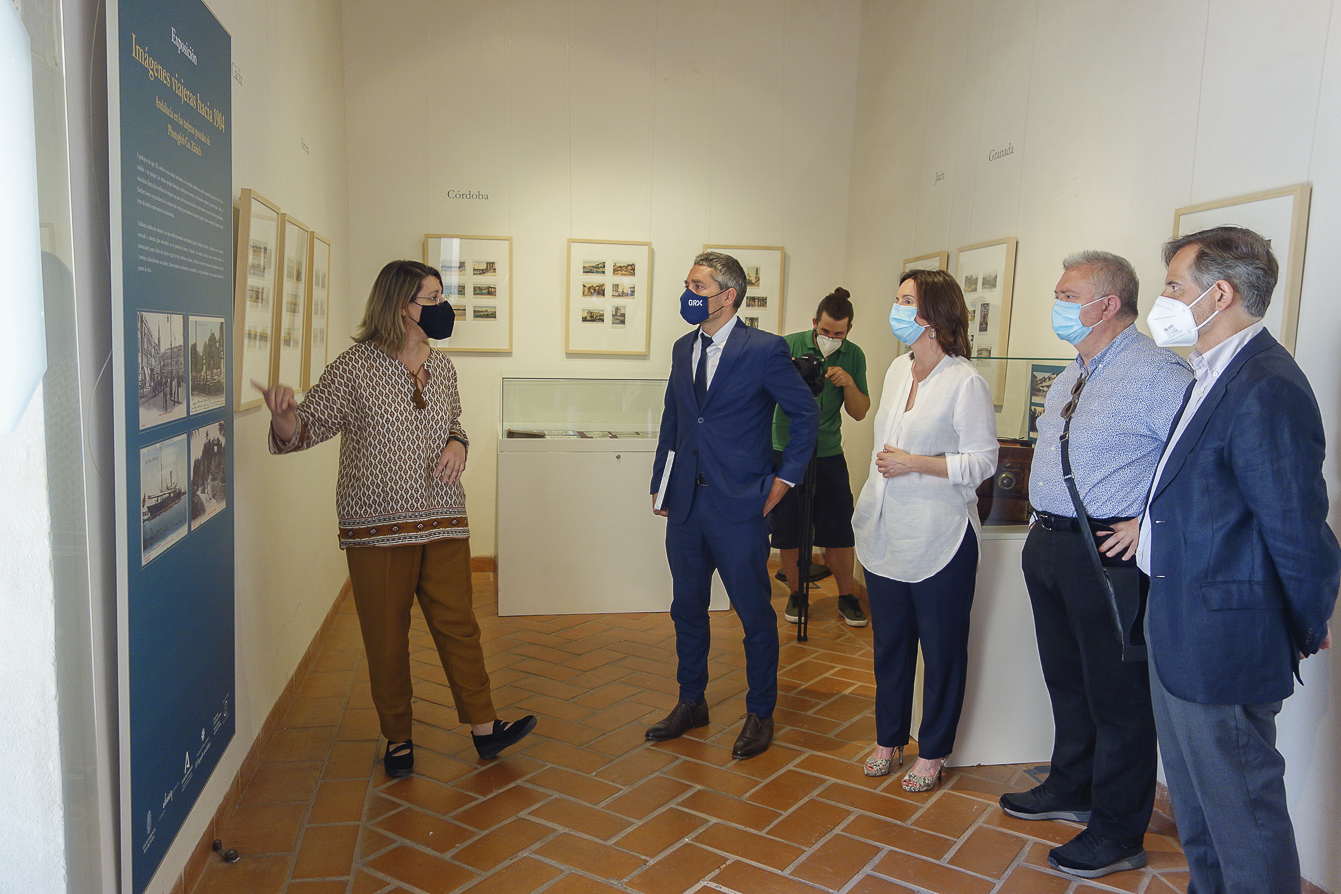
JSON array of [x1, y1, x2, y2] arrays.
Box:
[[767, 451, 856, 549]]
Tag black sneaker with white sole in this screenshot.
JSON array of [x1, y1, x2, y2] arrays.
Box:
[[1048, 828, 1146, 878], [998, 784, 1092, 823], [837, 594, 867, 627]]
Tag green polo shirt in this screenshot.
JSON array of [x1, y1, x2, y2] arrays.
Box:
[[772, 329, 868, 457]]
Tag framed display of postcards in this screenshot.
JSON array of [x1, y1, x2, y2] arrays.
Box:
[[1173, 183, 1310, 354], [303, 232, 331, 390], [231, 188, 281, 410], [903, 250, 948, 273], [566, 239, 652, 355], [956, 237, 1018, 403], [424, 234, 513, 353], [703, 244, 785, 334], [272, 214, 310, 390]]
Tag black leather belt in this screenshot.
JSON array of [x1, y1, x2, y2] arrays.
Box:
[[1032, 508, 1128, 531]]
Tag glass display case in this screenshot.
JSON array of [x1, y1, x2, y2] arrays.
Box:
[[500, 377, 666, 439], [974, 355, 1073, 525]]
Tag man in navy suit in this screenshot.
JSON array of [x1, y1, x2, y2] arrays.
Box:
[[649, 251, 819, 758], [1137, 226, 1337, 894]]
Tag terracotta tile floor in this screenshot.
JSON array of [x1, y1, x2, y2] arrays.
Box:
[[193, 567, 1188, 894]]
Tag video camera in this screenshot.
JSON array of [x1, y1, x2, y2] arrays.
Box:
[[792, 353, 826, 397]]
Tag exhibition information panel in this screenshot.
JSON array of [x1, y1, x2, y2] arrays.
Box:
[[110, 0, 234, 890]]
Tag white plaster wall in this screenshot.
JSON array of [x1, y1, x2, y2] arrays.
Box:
[[845, 1, 1341, 888], [0, 392, 65, 892], [340, 0, 863, 557], [139, 0, 354, 889]]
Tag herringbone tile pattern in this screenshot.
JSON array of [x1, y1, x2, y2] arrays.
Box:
[[192, 567, 1189, 894]]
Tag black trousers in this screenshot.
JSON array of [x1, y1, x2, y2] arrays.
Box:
[[1021, 524, 1156, 844]]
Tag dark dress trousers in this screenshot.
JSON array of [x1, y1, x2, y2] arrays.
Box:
[[652, 321, 818, 716]]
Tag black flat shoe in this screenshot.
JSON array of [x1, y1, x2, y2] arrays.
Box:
[[645, 699, 709, 741], [384, 739, 414, 777], [472, 715, 537, 759]]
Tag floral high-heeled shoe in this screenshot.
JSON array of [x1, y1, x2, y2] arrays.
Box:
[[863, 745, 903, 777], [901, 758, 944, 792]]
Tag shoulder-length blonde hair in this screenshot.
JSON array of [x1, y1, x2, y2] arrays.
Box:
[[354, 260, 443, 356]]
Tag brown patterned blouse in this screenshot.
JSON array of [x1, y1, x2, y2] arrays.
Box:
[[269, 341, 470, 548]]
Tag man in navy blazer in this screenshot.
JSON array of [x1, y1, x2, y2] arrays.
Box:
[[649, 251, 818, 759], [1137, 226, 1337, 894]]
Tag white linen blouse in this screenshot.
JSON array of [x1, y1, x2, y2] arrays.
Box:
[[853, 353, 998, 583]]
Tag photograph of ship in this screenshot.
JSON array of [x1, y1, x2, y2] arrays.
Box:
[[190, 422, 227, 531], [189, 316, 226, 415], [138, 311, 187, 430], [612, 261, 636, 277], [140, 434, 189, 565]]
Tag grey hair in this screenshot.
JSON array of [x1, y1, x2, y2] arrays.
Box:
[[692, 251, 748, 309], [1062, 250, 1139, 319], [1162, 226, 1278, 319]]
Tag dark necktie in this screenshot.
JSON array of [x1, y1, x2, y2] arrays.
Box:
[[694, 331, 712, 406]]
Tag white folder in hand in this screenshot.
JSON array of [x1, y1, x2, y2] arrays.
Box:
[[654, 450, 674, 510]]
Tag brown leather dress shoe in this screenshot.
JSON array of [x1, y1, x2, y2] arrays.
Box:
[[646, 699, 709, 741], [731, 713, 774, 759]]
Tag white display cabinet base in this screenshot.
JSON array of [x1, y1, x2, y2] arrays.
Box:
[[497, 439, 727, 616]]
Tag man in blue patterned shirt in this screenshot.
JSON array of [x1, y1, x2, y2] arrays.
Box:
[[999, 251, 1192, 879]]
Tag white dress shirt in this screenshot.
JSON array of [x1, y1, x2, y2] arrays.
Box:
[[853, 353, 998, 582], [691, 314, 740, 389], [1136, 320, 1266, 573]]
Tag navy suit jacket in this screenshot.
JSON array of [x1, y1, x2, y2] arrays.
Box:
[[1146, 330, 1339, 705], [651, 319, 819, 525]]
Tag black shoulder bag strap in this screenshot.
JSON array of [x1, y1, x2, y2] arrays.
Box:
[[1059, 402, 1148, 662]]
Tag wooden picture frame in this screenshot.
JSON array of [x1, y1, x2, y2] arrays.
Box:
[[903, 251, 948, 273], [565, 239, 652, 355], [424, 234, 513, 353], [302, 232, 331, 390], [956, 237, 1018, 404], [703, 244, 785, 334], [1173, 183, 1311, 353], [232, 189, 281, 410], [272, 214, 310, 390]]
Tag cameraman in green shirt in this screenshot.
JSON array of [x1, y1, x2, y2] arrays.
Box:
[[770, 287, 871, 627]]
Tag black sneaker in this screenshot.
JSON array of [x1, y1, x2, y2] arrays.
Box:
[[999, 785, 1091, 822], [784, 592, 801, 623], [1048, 828, 1146, 878], [837, 594, 867, 627]]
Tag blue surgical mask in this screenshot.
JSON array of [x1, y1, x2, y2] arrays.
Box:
[[680, 287, 727, 326], [1050, 297, 1105, 345], [888, 303, 926, 346]]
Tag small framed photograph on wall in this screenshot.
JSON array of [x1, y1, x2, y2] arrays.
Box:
[[303, 232, 332, 390], [272, 214, 310, 391], [903, 251, 948, 273], [232, 189, 281, 410], [956, 237, 1018, 404], [702, 244, 785, 334], [566, 239, 652, 355], [1173, 183, 1310, 354], [424, 234, 513, 353]]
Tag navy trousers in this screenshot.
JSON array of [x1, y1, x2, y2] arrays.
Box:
[[665, 486, 778, 717], [866, 527, 978, 760], [1021, 524, 1156, 844]]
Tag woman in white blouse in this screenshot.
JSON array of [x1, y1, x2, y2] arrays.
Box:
[[852, 268, 998, 792]]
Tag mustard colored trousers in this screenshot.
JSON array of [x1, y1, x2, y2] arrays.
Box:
[[345, 537, 495, 741]]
